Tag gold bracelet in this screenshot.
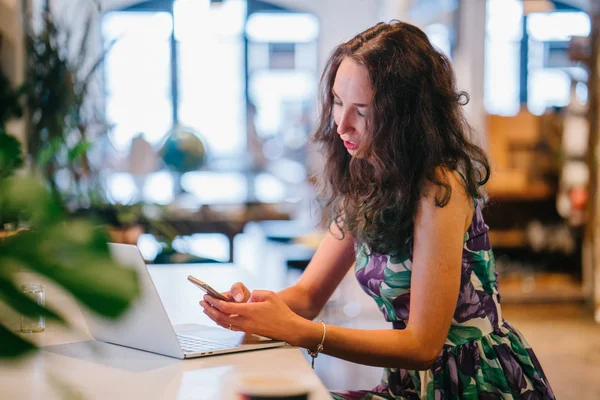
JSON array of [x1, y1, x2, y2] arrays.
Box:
[[306, 320, 326, 369]]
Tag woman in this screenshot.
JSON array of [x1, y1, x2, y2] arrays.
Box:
[[200, 21, 555, 399]]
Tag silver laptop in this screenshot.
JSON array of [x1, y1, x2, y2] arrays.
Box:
[[81, 243, 286, 359]]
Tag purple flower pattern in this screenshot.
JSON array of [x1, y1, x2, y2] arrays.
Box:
[[333, 201, 555, 400]]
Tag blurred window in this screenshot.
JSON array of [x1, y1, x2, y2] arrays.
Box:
[[484, 0, 590, 116], [101, 0, 246, 157], [100, 1, 319, 208], [526, 11, 590, 114], [527, 11, 590, 42], [246, 11, 319, 150], [484, 0, 522, 116], [102, 11, 173, 152], [175, 0, 246, 157], [424, 23, 452, 59]]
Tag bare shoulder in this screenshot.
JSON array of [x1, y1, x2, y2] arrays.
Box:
[[421, 167, 470, 203], [419, 167, 474, 230]]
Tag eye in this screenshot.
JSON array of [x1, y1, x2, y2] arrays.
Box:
[[333, 99, 342, 107], [357, 109, 365, 117]]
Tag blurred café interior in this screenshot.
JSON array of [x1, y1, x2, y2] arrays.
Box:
[[1, 0, 600, 398]]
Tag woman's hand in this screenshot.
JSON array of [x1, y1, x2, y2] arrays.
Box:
[[220, 282, 251, 303], [200, 290, 304, 344]]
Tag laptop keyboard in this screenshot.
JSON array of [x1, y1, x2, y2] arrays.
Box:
[[176, 334, 237, 354]]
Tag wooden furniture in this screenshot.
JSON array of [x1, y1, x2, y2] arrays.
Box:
[[486, 110, 561, 249]]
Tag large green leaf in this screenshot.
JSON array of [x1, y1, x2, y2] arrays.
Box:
[[0, 275, 65, 322], [0, 176, 64, 227], [0, 324, 36, 358], [0, 174, 140, 359], [0, 132, 25, 179], [0, 225, 139, 319]]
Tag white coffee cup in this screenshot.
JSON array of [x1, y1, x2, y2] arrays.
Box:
[[229, 372, 314, 400]]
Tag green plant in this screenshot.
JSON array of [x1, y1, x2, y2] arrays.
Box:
[[0, 62, 26, 130], [0, 58, 26, 226], [84, 200, 180, 254], [0, 132, 25, 227], [0, 131, 24, 180], [0, 49, 26, 180], [0, 147, 140, 359], [24, 5, 114, 200], [0, 3, 139, 359]]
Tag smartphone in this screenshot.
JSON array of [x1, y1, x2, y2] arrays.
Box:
[[187, 275, 231, 302]]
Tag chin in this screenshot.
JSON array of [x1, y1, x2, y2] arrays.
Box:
[[346, 148, 366, 158]]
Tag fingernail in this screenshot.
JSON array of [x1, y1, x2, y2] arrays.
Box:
[[234, 293, 243, 302]]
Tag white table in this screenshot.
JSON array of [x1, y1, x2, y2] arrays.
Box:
[[0, 264, 332, 399]]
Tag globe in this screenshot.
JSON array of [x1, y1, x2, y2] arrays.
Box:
[[159, 125, 208, 173]]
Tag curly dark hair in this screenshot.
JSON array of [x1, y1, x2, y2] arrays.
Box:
[[313, 21, 490, 255]]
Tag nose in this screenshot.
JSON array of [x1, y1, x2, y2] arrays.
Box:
[[336, 108, 355, 136]]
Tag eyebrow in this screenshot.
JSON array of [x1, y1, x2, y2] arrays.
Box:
[[332, 88, 369, 108]]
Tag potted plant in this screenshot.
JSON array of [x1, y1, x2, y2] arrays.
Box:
[[0, 52, 26, 234], [0, 132, 25, 235], [0, 134, 141, 358], [1, 24, 139, 356], [24, 3, 114, 204], [0, 49, 26, 138]]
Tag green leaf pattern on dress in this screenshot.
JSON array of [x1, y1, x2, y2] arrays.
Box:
[[332, 202, 554, 400]]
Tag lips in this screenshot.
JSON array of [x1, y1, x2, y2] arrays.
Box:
[[344, 141, 358, 151]]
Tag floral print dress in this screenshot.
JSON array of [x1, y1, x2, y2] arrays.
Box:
[[332, 201, 555, 400]]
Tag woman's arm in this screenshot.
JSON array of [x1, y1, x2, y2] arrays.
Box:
[[202, 172, 472, 370], [277, 221, 356, 320], [290, 172, 473, 369]]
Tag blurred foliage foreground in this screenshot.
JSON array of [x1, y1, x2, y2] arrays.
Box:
[[0, 133, 140, 359]]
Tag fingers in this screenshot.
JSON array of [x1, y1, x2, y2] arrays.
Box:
[[231, 282, 251, 303], [221, 291, 235, 301], [203, 295, 245, 315], [248, 290, 276, 303], [200, 300, 220, 324], [200, 300, 242, 329], [219, 283, 251, 302]]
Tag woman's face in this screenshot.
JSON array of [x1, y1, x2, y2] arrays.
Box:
[[332, 57, 373, 157]]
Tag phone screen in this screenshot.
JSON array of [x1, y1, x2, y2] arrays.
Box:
[[187, 275, 231, 302]]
